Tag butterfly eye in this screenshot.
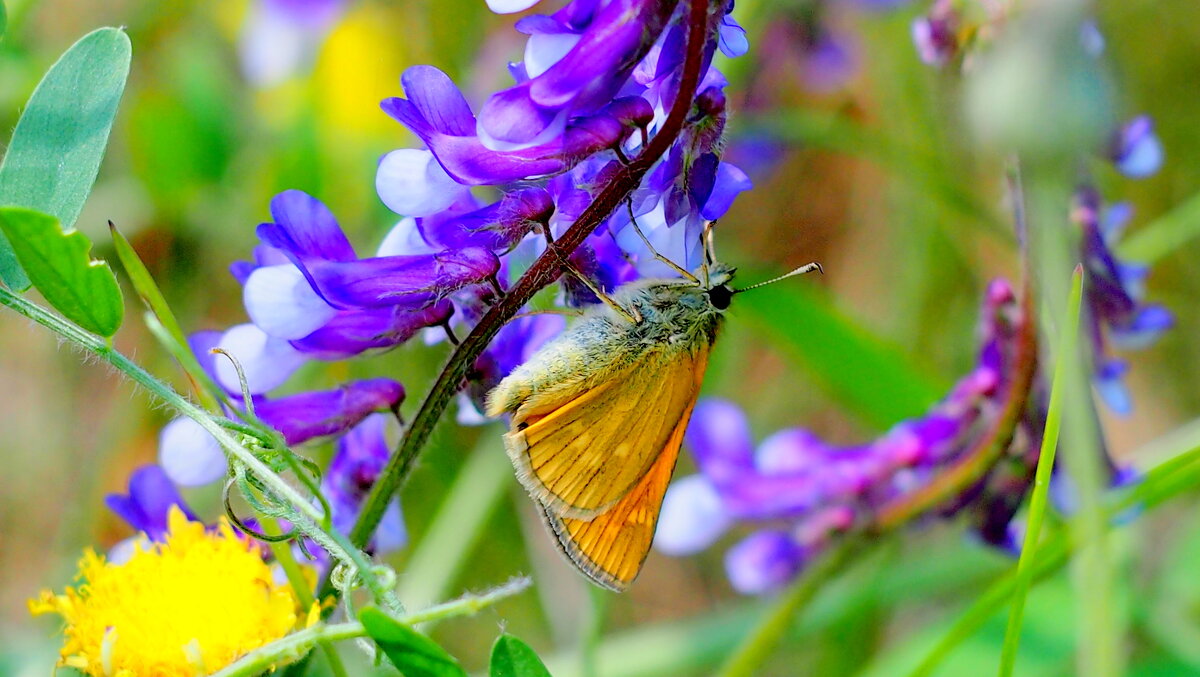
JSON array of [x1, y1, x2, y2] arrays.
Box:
[[707, 284, 733, 310]]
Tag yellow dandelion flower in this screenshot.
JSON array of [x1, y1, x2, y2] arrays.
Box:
[[30, 507, 309, 676]]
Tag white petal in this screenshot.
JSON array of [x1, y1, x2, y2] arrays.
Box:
[[159, 417, 226, 487], [654, 476, 731, 555], [524, 32, 580, 78], [244, 264, 337, 340], [212, 324, 307, 394], [377, 217, 438, 256], [376, 149, 469, 217], [485, 0, 541, 14]]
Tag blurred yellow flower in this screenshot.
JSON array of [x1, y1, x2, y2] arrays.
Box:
[[29, 507, 306, 676]]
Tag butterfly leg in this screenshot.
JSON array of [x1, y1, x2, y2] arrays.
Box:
[[625, 201, 701, 285], [542, 229, 642, 324]]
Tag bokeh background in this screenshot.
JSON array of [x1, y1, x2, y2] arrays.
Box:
[[2, 0, 1200, 675]]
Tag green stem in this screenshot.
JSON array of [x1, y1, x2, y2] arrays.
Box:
[[0, 288, 398, 613], [997, 265, 1083, 676], [716, 537, 866, 677], [212, 577, 532, 677]]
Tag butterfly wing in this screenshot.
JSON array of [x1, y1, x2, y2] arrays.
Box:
[[503, 345, 706, 519], [539, 393, 700, 591]]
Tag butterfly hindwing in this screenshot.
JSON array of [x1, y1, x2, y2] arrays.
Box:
[[503, 345, 705, 519], [538, 393, 700, 591]]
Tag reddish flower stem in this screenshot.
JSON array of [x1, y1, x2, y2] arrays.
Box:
[[320, 0, 714, 603]]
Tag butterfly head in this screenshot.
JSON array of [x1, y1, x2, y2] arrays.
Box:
[[702, 262, 736, 311]]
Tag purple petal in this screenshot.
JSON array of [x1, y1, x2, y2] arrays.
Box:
[[1111, 115, 1163, 178], [654, 475, 732, 555], [755, 429, 830, 475], [686, 398, 755, 482], [105, 465, 197, 540], [268, 190, 356, 262], [400, 65, 477, 137], [243, 264, 338, 340], [478, 83, 566, 150], [725, 530, 805, 595], [1111, 304, 1173, 350], [159, 417, 226, 487], [255, 378, 404, 445], [1095, 359, 1133, 415], [718, 15, 749, 58], [525, 30, 582, 77], [212, 323, 308, 394], [291, 301, 454, 359], [304, 248, 500, 309], [700, 162, 752, 220]]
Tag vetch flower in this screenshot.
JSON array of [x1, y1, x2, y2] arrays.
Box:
[[30, 508, 309, 676], [656, 280, 1034, 593], [105, 465, 198, 543], [911, 0, 959, 67], [1072, 185, 1173, 414], [323, 413, 407, 553], [1108, 115, 1163, 178]]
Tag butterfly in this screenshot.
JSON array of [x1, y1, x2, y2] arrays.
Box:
[[486, 223, 819, 590]]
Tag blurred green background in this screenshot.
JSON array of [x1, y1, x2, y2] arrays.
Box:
[[3, 0, 1200, 675]]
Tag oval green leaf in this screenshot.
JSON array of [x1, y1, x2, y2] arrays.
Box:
[[0, 207, 122, 336], [359, 607, 468, 677], [490, 634, 552, 677], [0, 27, 132, 290]]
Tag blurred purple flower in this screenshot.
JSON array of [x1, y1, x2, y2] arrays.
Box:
[[911, 0, 958, 67], [106, 465, 198, 542], [656, 280, 1034, 593], [1072, 186, 1172, 414], [323, 413, 407, 554], [239, 0, 344, 87], [1109, 115, 1163, 178]]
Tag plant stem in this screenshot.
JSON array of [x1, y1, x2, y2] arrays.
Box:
[[332, 0, 712, 597], [0, 287, 398, 612], [716, 537, 866, 677], [212, 577, 532, 677], [997, 265, 1083, 676]]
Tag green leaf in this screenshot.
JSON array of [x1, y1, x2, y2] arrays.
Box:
[[737, 279, 948, 430], [0, 27, 132, 289], [0, 208, 122, 336], [359, 607, 468, 677], [490, 634, 552, 677], [0, 2, 7, 40]]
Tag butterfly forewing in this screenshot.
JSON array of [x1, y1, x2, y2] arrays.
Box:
[[504, 348, 703, 519]]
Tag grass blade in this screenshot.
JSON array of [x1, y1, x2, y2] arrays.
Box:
[[997, 264, 1084, 675]]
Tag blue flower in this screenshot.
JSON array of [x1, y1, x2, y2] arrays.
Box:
[[1109, 115, 1163, 178], [1072, 186, 1173, 414]]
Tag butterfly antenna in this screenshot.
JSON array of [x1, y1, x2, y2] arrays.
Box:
[[734, 262, 824, 293], [625, 201, 700, 285]]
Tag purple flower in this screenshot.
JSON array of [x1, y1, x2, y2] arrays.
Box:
[[1072, 186, 1173, 414], [1109, 115, 1163, 178], [106, 465, 198, 541], [239, 0, 344, 86], [381, 66, 653, 186], [911, 0, 958, 67], [656, 280, 1034, 593], [476, 0, 675, 149], [323, 413, 407, 554]]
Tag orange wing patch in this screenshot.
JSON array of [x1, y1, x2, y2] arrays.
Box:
[[539, 395, 699, 591], [503, 349, 702, 519]]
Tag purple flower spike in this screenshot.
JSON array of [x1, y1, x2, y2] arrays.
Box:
[[477, 0, 673, 148], [685, 398, 756, 483], [725, 530, 806, 595], [293, 248, 500, 310], [324, 413, 407, 554], [254, 378, 404, 445], [1109, 116, 1163, 178], [1073, 185, 1172, 414], [383, 66, 651, 185], [106, 465, 198, 541], [654, 475, 732, 555]]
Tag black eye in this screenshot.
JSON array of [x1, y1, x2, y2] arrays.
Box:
[[707, 284, 733, 310]]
